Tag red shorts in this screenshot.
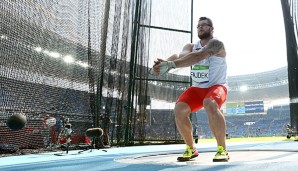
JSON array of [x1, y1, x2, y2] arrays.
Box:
[[177, 85, 227, 112]]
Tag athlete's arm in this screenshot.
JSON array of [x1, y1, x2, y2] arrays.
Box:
[[173, 39, 226, 68], [153, 43, 194, 65], [201, 39, 226, 57]]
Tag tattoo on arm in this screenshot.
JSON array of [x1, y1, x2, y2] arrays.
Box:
[[201, 39, 225, 56]]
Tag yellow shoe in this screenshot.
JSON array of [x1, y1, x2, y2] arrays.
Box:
[[177, 145, 199, 161], [213, 146, 229, 162]]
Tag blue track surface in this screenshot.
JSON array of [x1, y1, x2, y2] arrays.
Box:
[[1, 141, 298, 171]]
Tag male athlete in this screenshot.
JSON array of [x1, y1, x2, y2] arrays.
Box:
[[153, 16, 229, 162]]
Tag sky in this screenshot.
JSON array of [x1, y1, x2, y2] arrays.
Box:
[[192, 0, 287, 76]]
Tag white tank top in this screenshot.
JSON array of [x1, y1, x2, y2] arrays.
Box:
[[191, 40, 228, 88]]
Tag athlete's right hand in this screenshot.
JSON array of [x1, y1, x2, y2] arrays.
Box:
[[152, 59, 176, 75]]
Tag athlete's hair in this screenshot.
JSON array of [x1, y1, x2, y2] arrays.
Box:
[[199, 17, 213, 27]]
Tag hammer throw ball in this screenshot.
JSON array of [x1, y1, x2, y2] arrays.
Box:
[[6, 114, 27, 131]]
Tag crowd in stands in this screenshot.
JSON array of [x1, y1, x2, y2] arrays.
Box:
[[144, 105, 291, 140], [0, 77, 93, 150], [0, 76, 293, 146], [0, 112, 90, 151]]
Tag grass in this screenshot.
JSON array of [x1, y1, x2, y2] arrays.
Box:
[[197, 136, 293, 143]]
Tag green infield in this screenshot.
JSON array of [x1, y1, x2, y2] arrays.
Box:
[[196, 136, 292, 143]]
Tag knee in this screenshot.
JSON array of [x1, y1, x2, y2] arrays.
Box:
[[203, 98, 218, 112], [174, 102, 191, 119]]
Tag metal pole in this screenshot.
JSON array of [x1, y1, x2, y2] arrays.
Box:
[[190, 0, 194, 123], [281, 0, 298, 133], [96, 0, 111, 128], [125, 0, 141, 144]]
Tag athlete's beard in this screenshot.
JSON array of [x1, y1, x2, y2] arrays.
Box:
[[198, 31, 211, 39]]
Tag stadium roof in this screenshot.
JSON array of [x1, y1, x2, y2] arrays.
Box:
[[226, 66, 289, 102], [147, 66, 289, 103]]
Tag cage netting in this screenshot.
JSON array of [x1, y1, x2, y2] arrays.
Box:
[[0, 0, 193, 155]]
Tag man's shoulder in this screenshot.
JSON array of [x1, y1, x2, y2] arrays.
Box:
[[209, 38, 224, 44], [185, 43, 195, 46], [182, 43, 195, 51]]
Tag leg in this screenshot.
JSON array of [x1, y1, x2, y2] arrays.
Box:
[[174, 102, 194, 148], [203, 85, 229, 162], [175, 87, 204, 161], [175, 87, 204, 150], [175, 102, 200, 161], [203, 98, 226, 149], [66, 142, 70, 154]]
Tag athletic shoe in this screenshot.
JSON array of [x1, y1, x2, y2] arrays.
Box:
[[177, 145, 199, 161], [213, 146, 229, 162]]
